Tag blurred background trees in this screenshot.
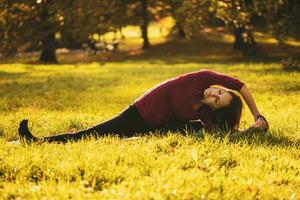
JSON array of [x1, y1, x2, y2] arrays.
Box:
[[0, 0, 299, 62], [254, 0, 300, 42]]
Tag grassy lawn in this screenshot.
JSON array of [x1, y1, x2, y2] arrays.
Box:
[[0, 29, 300, 199]]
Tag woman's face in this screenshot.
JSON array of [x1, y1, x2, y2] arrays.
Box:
[[202, 87, 232, 110]]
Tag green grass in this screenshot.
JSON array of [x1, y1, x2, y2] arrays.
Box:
[[1, 29, 300, 199]]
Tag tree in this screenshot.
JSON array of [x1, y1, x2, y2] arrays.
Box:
[[140, 0, 150, 49], [0, 0, 60, 62], [0, 1, 24, 58], [211, 0, 258, 55], [59, 0, 116, 48], [158, 0, 221, 39], [37, 0, 58, 62], [161, 0, 187, 38], [159, 0, 259, 55], [253, 0, 300, 43], [0, 0, 123, 62], [122, 0, 152, 49]]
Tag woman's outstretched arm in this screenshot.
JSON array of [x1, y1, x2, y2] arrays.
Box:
[[239, 85, 268, 130]]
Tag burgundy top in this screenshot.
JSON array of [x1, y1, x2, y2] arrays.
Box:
[[134, 69, 244, 130]]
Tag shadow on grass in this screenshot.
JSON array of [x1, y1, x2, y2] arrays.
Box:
[[0, 71, 28, 79], [144, 127, 300, 149], [100, 34, 300, 66], [7, 127, 299, 149], [198, 130, 300, 149], [2, 34, 300, 67], [232, 133, 299, 148], [0, 74, 118, 112]]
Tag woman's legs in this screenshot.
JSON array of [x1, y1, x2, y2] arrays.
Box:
[[18, 105, 204, 144], [18, 105, 153, 143]]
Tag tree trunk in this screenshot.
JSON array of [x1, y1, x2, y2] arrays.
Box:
[[233, 25, 257, 56], [39, 1, 57, 63], [176, 23, 186, 39], [140, 0, 150, 49], [119, 27, 125, 39], [40, 32, 57, 63], [233, 26, 245, 50]]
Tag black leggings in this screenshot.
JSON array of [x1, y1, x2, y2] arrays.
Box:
[[41, 105, 204, 143]]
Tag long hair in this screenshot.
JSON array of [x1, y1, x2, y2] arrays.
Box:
[[214, 91, 243, 131]]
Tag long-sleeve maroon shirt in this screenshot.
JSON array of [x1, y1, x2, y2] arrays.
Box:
[[134, 69, 244, 130]]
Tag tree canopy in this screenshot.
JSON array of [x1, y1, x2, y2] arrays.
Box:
[[0, 0, 299, 62]]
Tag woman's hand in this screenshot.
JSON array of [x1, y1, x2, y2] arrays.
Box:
[[239, 85, 269, 131], [253, 115, 269, 130]]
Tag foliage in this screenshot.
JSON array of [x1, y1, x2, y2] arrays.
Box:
[[0, 0, 61, 62], [156, 0, 300, 56], [211, 0, 260, 55], [0, 0, 135, 61], [0, 1, 33, 57], [282, 57, 300, 72], [253, 0, 300, 42], [157, 0, 258, 54], [158, 0, 216, 39], [1, 0, 300, 60]]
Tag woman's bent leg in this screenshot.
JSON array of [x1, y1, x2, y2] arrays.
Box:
[[19, 105, 152, 143]]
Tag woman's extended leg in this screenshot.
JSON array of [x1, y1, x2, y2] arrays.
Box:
[[18, 105, 153, 143]]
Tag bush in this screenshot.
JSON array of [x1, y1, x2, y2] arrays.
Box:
[[282, 57, 300, 72]]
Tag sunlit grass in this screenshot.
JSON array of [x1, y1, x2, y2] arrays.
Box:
[[102, 18, 174, 41], [1, 21, 300, 199], [0, 58, 300, 199]]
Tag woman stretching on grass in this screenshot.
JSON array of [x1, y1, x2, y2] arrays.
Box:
[[18, 69, 268, 143]]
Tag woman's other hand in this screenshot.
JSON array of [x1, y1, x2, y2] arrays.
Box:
[[254, 115, 269, 130]]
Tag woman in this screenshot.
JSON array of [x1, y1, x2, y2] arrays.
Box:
[[18, 69, 268, 143]]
